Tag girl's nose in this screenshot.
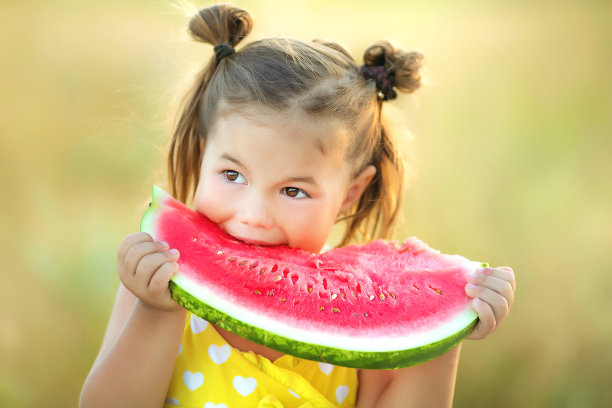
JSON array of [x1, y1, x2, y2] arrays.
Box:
[[240, 192, 275, 230]]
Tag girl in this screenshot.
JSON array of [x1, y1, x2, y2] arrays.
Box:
[[80, 4, 516, 408]]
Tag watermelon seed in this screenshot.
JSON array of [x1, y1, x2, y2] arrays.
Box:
[[254, 289, 261, 295], [331, 294, 338, 300], [364, 312, 369, 317], [369, 295, 375, 301], [280, 297, 286, 303], [390, 292, 396, 299], [228, 257, 237, 262], [275, 276, 282, 282], [267, 290, 274, 296], [428, 285, 444, 295], [260, 268, 266, 274], [307, 286, 313, 294], [332, 307, 340, 313], [239, 260, 247, 266], [216, 250, 223, 255], [379, 293, 385, 301], [319, 306, 325, 311], [340, 291, 346, 299], [412, 283, 420, 291]]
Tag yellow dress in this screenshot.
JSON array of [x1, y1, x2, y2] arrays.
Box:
[[164, 313, 358, 408]]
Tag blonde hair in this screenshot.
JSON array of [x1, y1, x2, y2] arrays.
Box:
[[168, 3, 424, 245]]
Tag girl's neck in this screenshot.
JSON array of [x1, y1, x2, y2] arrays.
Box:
[[213, 324, 286, 362]]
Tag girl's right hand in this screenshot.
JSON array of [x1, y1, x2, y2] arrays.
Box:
[[117, 232, 182, 312]]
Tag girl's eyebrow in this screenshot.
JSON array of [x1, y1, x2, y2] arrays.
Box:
[[220, 153, 244, 167], [284, 176, 317, 185]]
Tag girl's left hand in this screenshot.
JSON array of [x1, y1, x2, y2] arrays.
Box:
[[464, 266, 516, 340]]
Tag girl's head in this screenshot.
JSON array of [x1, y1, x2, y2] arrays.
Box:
[[168, 3, 424, 250]]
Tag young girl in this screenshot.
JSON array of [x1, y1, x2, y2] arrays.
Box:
[[80, 4, 516, 407]]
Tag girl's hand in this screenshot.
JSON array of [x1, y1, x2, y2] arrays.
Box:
[[117, 232, 183, 312], [465, 266, 515, 340]]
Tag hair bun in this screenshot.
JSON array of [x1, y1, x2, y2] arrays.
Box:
[[363, 41, 424, 94], [188, 3, 253, 47]]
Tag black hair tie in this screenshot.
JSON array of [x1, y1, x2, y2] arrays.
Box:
[[214, 42, 235, 62], [359, 65, 397, 101]]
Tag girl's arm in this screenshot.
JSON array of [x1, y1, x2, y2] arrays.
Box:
[[80, 233, 186, 408], [357, 345, 461, 408]]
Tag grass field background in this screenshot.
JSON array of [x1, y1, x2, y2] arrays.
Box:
[[1, 0, 611, 406]]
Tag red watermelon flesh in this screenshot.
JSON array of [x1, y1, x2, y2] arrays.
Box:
[[141, 186, 480, 369]]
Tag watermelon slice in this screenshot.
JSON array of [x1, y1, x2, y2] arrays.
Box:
[[141, 186, 480, 369]]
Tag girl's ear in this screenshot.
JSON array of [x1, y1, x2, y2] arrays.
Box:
[[339, 165, 377, 214]]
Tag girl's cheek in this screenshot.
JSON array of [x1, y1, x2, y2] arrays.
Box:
[[195, 176, 230, 218]]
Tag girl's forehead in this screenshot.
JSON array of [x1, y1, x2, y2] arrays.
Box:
[[212, 106, 351, 164]]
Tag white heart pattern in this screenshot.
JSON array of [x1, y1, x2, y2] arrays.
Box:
[[208, 344, 231, 365], [336, 385, 349, 404], [204, 403, 228, 408], [190, 315, 208, 334], [233, 376, 257, 396], [318, 362, 334, 375], [183, 370, 204, 391]]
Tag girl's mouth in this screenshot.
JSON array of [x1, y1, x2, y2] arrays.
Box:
[[227, 232, 276, 247]]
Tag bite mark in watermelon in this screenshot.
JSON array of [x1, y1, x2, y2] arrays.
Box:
[[141, 186, 480, 369]]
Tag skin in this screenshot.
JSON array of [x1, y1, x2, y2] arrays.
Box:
[[79, 109, 516, 408]]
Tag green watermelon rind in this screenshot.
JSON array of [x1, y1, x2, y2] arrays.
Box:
[[141, 185, 481, 369], [140, 185, 166, 234], [169, 279, 477, 369]]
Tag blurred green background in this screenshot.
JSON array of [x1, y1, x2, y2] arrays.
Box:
[[1, 0, 611, 406]]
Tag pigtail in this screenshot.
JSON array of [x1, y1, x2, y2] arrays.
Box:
[[168, 4, 253, 203], [363, 41, 424, 95], [339, 41, 424, 246]]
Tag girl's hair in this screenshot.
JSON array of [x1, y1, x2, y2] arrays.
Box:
[[168, 3, 424, 246]]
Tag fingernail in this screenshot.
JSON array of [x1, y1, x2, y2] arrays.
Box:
[[161, 241, 169, 249], [465, 283, 476, 294], [480, 267, 491, 275], [170, 248, 179, 256]]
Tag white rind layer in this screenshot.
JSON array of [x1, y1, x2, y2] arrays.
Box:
[[171, 261, 479, 353]]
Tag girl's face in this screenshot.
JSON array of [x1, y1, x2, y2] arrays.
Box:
[[193, 110, 370, 253]]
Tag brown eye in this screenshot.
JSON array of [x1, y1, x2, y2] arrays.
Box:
[[223, 170, 244, 183], [282, 187, 310, 198]]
